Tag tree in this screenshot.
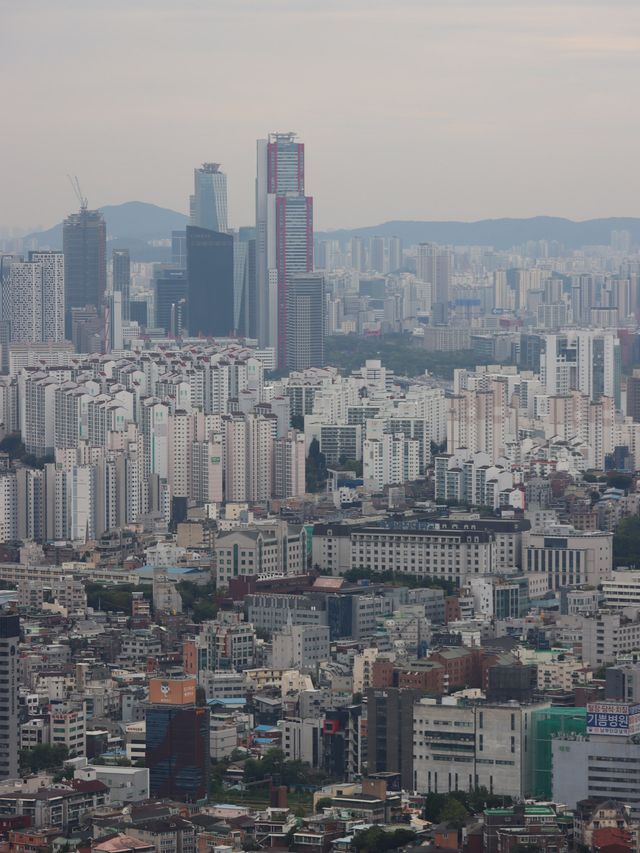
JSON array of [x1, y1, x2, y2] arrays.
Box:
[[0, 433, 52, 469], [423, 789, 501, 824], [176, 580, 219, 622], [614, 516, 640, 567], [306, 438, 327, 493], [351, 827, 417, 853], [323, 333, 502, 380], [291, 415, 304, 431], [85, 582, 151, 614], [51, 766, 74, 783], [440, 797, 469, 829], [607, 473, 633, 490], [20, 743, 69, 773], [344, 565, 453, 595], [243, 748, 328, 788], [315, 797, 333, 813], [424, 791, 448, 821], [338, 455, 363, 477], [351, 827, 388, 853]]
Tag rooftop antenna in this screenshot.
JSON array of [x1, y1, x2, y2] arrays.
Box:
[[67, 174, 88, 211]]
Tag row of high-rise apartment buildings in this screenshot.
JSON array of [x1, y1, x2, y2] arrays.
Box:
[[0, 341, 308, 542]]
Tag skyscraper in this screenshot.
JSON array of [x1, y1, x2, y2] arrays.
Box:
[[0, 613, 20, 780], [171, 231, 187, 268], [146, 676, 209, 802], [1, 251, 64, 344], [256, 132, 313, 364], [112, 249, 131, 320], [388, 236, 403, 272], [285, 273, 325, 370], [1, 258, 41, 344], [186, 226, 234, 337], [107, 290, 123, 352], [34, 251, 65, 343], [351, 236, 364, 272], [154, 266, 188, 335], [274, 430, 306, 499], [370, 236, 386, 274], [627, 370, 640, 423], [62, 207, 107, 333], [416, 243, 451, 323], [234, 227, 256, 338], [190, 163, 228, 234]]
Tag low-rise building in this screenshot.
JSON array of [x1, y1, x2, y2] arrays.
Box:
[[580, 611, 640, 666], [0, 780, 109, 830], [522, 526, 613, 589], [271, 624, 330, 672], [413, 698, 549, 798], [75, 764, 149, 803]]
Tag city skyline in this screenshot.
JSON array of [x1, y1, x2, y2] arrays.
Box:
[[4, 0, 640, 836], [4, 0, 640, 231]]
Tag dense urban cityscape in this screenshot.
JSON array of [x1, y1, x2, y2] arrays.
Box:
[[4, 1, 640, 851]]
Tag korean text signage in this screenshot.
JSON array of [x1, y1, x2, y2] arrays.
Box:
[[587, 702, 640, 736]]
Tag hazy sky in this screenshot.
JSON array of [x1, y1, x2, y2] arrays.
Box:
[[3, 0, 640, 231]]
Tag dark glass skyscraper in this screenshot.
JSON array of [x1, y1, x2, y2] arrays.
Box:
[[186, 226, 234, 337], [62, 208, 106, 334], [0, 614, 20, 780], [146, 677, 209, 803], [112, 249, 131, 320], [154, 266, 188, 335], [235, 226, 257, 338]]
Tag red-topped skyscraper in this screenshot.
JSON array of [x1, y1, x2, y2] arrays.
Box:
[[256, 132, 313, 367]]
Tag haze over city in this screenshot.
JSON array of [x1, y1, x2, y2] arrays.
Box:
[[4, 0, 640, 230], [4, 1, 640, 849]]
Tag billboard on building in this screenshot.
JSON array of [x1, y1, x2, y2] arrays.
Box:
[[586, 702, 640, 736], [149, 677, 197, 705]]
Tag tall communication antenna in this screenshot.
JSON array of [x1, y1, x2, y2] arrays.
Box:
[[67, 174, 88, 210]]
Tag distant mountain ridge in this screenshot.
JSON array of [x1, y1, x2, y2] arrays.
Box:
[[318, 216, 640, 250], [27, 206, 640, 256]]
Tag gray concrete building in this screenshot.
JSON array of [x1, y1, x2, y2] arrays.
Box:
[[413, 698, 549, 798], [0, 614, 19, 779], [553, 732, 640, 818]]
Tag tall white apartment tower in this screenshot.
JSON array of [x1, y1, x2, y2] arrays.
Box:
[[1, 252, 64, 344], [274, 430, 306, 499], [32, 251, 65, 342], [0, 472, 18, 543], [224, 414, 248, 502], [246, 413, 273, 503], [2, 260, 41, 343]]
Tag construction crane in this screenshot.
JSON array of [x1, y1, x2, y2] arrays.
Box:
[[67, 174, 88, 211]]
